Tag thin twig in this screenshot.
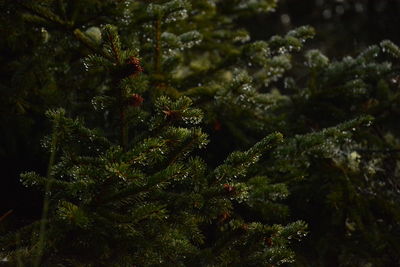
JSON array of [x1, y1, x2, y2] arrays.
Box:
[[0, 209, 13, 223], [34, 125, 58, 267]]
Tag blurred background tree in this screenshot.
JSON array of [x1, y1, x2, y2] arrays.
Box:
[[238, 1, 400, 265], [242, 0, 400, 57]]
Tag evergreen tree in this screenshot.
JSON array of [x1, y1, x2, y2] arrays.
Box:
[[1, 0, 400, 266], [276, 41, 400, 266], [1, 1, 307, 266]]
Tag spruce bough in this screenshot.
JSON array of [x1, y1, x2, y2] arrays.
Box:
[[1, 21, 306, 267], [2, 0, 400, 266]]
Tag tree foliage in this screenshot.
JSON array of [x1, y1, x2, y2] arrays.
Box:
[[1, 0, 400, 266]]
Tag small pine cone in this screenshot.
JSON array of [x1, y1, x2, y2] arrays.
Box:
[[127, 94, 144, 107]]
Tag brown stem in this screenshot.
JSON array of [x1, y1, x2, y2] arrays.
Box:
[[154, 17, 162, 74], [107, 32, 121, 64], [113, 72, 127, 150], [105, 28, 127, 150], [34, 124, 58, 267], [119, 94, 128, 151], [0, 209, 13, 223]]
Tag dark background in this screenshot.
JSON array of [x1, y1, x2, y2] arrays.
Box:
[[244, 0, 400, 58]]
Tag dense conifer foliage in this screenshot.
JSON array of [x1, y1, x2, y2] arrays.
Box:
[[1, 0, 399, 266]]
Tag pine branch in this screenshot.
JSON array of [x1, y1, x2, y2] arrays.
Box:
[[154, 17, 162, 74], [73, 29, 113, 61]]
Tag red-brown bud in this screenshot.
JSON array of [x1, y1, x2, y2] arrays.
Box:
[[264, 237, 273, 247], [162, 109, 181, 121], [223, 183, 236, 193], [119, 56, 143, 79], [218, 212, 231, 223], [127, 94, 144, 107], [213, 120, 222, 131]]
